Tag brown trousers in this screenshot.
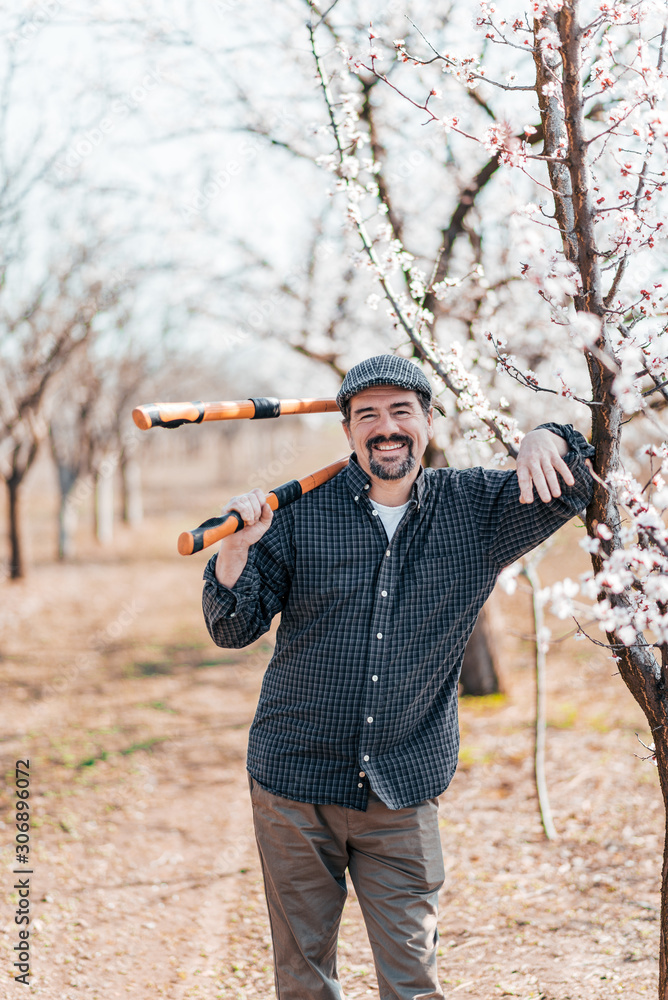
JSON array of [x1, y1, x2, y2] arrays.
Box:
[[248, 774, 445, 1000]]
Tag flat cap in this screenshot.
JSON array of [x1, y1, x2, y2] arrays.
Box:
[[336, 354, 432, 411]]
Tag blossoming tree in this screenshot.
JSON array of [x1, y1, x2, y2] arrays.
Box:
[[306, 0, 668, 989]]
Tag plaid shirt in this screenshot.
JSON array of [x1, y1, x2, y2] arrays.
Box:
[[202, 423, 594, 811]]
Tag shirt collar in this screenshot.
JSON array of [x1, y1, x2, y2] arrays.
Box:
[[345, 454, 432, 504]]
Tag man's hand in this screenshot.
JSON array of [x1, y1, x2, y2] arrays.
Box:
[[516, 429, 574, 504], [221, 488, 273, 548], [215, 488, 273, 587]]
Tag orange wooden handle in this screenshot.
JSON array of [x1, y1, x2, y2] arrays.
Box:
[[133, 397, 340, 430], [177, 493, 280, 556], [178, 457, 349, 555], [274, 398, 341, 416]]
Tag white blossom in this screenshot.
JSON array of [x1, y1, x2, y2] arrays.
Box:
[[498, 562, 521, 595], [617, 625, 637, 646]]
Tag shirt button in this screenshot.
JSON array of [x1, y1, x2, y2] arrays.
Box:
[[381, 590, 387, 597], [358, 782, 363, 788], [372, 509, 378, 516], [385, 549, 390, 557], [367, 716, 373, 723], [376, 632, 383, 639], [359, 771, 366, 777], [354, 495, 359, 501], [372, 675, 378, 682], [363, 755, 370, 761], [364, 484, 370, 490], [229, 612, 236, 618]]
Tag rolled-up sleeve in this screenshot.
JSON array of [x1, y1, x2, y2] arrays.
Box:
[[535, 421, 596, 461]]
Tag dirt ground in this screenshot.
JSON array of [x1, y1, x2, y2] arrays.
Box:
[[0, 449, 665, 1000]]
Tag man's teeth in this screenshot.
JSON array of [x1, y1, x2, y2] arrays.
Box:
[[374, 443, 404, 452]]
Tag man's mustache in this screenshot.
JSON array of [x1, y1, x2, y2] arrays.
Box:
[[366, 435, 413, 451]]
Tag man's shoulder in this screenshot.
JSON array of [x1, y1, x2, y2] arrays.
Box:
[[285, 466, 348, 518]]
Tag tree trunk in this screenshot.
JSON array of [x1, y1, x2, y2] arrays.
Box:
[[58, 489, 77, 560], [120, 452, 143, 526], [7, 476, 24, 580], [55, 464, 79, 560], [661, 809, 668, 998], [95, 471, 114, 545], [460, 607, 502, 696], [546, 5, 668, 992]]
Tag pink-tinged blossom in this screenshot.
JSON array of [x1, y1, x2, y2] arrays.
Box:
[[340, 157, 359, 179], [409, 269, 428, 300], [617, 625, 638, 646], [580, 535, 602, 555], [430, 279, 461, 302], [345, 204, 362, 228], [537, 626, 551, 655], [315, 154, 338, 172], [568, 312, 601, 349], [536, 26, 560, 51], [498, 562, 521, 595], [545, 578, 580, 620], [534, 0, 565, 12]]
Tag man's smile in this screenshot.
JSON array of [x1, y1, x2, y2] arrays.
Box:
[[373, 442, 407, 454], [367, 435, 412, 456]]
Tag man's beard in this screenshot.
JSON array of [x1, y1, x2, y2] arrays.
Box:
[[366, 435, 416, 481]]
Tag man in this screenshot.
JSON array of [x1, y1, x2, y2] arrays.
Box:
[[202, 354, 594, 1000]]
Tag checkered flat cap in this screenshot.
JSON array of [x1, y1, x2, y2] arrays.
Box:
[[336, 354, 432, 411]]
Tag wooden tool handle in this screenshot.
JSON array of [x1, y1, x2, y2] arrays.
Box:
[[177, 495, 280, 556], [133, 397, 340, 430], [132, 400, 254, 430], [275, 398, 341, 416], [178, 456, 349, 556]]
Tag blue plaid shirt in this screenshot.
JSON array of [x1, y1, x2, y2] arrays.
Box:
[[202, 423, 594, 810]]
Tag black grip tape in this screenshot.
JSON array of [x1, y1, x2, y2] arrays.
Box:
[[250, 397, 281, 419], [189, 510, 244, 553], [150, 401, 205, 429], [271, 479, 303, 508]]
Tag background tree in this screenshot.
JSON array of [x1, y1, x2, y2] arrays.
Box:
[[304, 0, 668, 991], [0, 250, 124, 577]]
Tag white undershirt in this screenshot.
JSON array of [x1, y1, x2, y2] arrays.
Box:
[[369, 499, 411, 541]]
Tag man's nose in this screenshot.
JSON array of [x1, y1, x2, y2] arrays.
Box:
[[375, 412, 401, 436]]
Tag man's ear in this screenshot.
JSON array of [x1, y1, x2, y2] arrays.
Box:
[[427, 407, 434, 440], [342, 419, 354, 450]]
